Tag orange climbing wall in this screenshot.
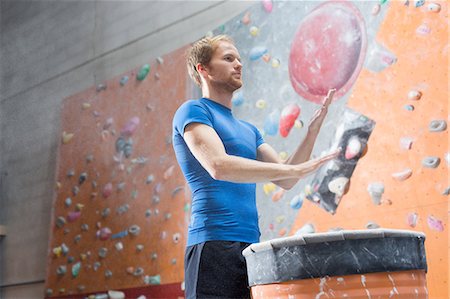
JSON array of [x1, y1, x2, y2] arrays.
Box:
[[45, 47, 190, 297], [291, 1, 448, 298]]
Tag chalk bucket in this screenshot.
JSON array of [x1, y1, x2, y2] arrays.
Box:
[[243, 229, 427, 298]]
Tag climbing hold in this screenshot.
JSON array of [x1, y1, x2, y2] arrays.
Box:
[[126, 267, 134, 275], [64, 197, 72, 207], [371, 4, 381, 15], [276, 215, 285, 224], [408, 90, 422, 101], [427, 215, 444, 231], [262, 54, 271, 63], [146, 175, 154, 184], [264, 109, 280, 136], [294, 120, 303, 129], [72, 186, 80, 196], [98, 247, 108, 258], [115, 242, 123, 251], [121, 117, 140, 137], [345, 136, 362, 159], [249, 26, 259, 37], [367, 182, 384, 205], [290, 194, 304, 209], [399, 137, 413, 150], [427, 2, 441, 12], [165, 213, 172, 220], [267, 59, 278, 69], [154, 72, 160, 80], [232, 91, 244, 106], [279, 103, 300, 138], [56, 265, 67, 276], [72, 262, 81, 278], [136, 244, 144, 252], [249, 46, 268, 61], [171, 186, 184, 198], [131, 190, 138, 199], [160, 231, 167, 239], [380, 0, 388, 4], [404, 104, 414, 111], [144, 274, 161, 285], [442, 187, 450, 196], [86, 154, 94, 163], [392, 168, 412, 181], [131, 157, 148, 164], [81, 224, 89, 231], [97, 227, 112, 241], [422, 156, 440, 168], [105, 269, 113, 278], [271, 189, 285, 202], [129, 225, 141, 236], [93, 262, 101, 271], [133, 267, 144, 276], [151, 253, 158, 260], [153, 195, 160, 204], [407, 212, 418, 227], [74, 234, 81, 243], [262, 0, 273, 13], [416, 23, 431, 36], [111, 230, 128, 239], [445, 152, 450, 166], [119, 76, 129, 86], [82, 103, 91, 110], [414, 0, 425, 7], [53, 246, 62, 258], [96, 83, 107, 92], [365, 42, 397, 73], [67, 169, 75, 178], [67, 211, 81, 222], [136, 64, 150, 81], [46, 289, 53, 297], [278, 228, 287, 237], [429, 120, 447, 132], [102, 183, 113, 198], [117, 182, 126, 192], [366, 221, 380, 229], [62, 131, 74, 144], [145, 209, 151, 217], [255, 99, 266, 109], [78, 172, 87, 185], [101, 208, 110, 218], [263, 182, 276, 195], [328, 177, 349, 197], [295, 223, 315, 235], [116, 204, 129, 215], [173, 233, 181, 243], [241, 11, 251, 25], [67, 256, 74, 264], [163, 165, 175, 180]]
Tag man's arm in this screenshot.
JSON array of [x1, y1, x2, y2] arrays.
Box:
[[257, 89, 336, 189], [183, 122, 339, 184]]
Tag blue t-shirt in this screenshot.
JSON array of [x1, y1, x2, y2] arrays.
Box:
[[172, 97, 265, 246]]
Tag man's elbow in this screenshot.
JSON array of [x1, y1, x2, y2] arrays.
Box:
[[206, 158, 227, 181]]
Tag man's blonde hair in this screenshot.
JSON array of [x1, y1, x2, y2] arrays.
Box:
[[186, 35, 235, 87]]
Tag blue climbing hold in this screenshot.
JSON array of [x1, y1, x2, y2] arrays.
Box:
[[249, 46, 268, 61], [264, 110, 280, 136]]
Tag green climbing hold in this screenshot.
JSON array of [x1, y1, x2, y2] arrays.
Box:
[[137, 64, 150, 81], [72, 261, 81, 278], [380, 0, 388, 4]]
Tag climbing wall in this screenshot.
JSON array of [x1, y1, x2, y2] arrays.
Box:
[[45, 47, 190, 297], [213, 0, 447, 298]]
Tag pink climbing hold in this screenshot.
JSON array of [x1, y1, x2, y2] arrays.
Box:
[[97, 227, 112, 241], [121, 116, 140, 136], [261, 0, 273, 13], [102, 182, 113, 198], [271, 189, 285, 202], [407, 212, 418, 227], [163, 165, 175, 180], [288, 1, 367, 104], [67, 211, 81, 222], [427, 215, 444, 231], [279, 103, 300, 137]]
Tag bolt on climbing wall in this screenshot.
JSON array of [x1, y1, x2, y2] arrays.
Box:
[[208, 0, 447, 298], [45, 47, 190, 297]]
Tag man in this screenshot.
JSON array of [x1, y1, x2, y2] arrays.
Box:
[[172, 35, 339, 299]]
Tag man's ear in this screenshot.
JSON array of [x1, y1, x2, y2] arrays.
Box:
[[197, 63, 208, 78]]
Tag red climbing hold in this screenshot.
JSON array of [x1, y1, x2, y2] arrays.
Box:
[[279, 103, 300, 137]]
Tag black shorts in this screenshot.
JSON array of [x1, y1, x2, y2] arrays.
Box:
[[184, 241, 251, 299]]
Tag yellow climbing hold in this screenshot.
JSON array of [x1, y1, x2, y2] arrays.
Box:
[[82, 103, 91, 110], [62, 131, 74, 144], [250, 26, 259, 36], [255, 99, 267, 109], [263, 182, 276, 195], [279, 151, 288, 160]]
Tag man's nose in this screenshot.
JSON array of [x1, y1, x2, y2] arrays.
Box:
[[235, 60, 242, 69]]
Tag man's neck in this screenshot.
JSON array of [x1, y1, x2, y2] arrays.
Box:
[[201, 88, 233, 109]]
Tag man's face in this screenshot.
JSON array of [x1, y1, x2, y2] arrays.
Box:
[[203, 41, 243, 92]]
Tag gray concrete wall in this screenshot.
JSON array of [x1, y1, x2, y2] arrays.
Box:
[[0, 1, 255, 298]]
